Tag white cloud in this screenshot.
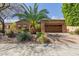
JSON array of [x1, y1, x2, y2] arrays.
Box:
[[51, 16, 57, 19], [4, 19, 19, 23], [51, 16, 64, 19]]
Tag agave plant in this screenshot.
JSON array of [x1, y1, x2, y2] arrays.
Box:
[[36, 32, 46, 44], [13, 3, 49, 33]]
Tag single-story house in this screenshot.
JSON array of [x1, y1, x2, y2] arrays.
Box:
[[16, 19, 67, 33], [16, 20, 29, 30]]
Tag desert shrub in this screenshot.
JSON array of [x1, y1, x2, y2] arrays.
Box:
[[69, 32, 74, 35], [10, 23, 17, 32], [0, 30, 3, 33], [6, 30, 16, 38], [74, 28, 79, 35], [16, 31, 32, 42], [17, 28, 22, 33], [21, 28, 28, 32], [35, 23, 41, 31], [17, 27, 28, 33], [36, 32, 46, 44]]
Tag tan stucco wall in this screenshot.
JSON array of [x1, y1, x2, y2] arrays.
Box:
[[67, 26, 79, 32]]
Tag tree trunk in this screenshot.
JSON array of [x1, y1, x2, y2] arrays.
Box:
[[29, 24, 36, 34], [2, 22, 5, 35], [29, 24, 31, 32]]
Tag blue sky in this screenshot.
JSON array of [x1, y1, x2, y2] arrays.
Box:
[[5, 3, 64, 23], [25, 3, 64, 19]]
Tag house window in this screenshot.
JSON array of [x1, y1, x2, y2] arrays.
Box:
[[23, 25, 27, 28], [18, 25, 21, 29]]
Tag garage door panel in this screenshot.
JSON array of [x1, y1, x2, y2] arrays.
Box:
[[45, 25, 62, 32]]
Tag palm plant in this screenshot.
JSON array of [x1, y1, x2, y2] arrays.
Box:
[[13, 3, 49, 33]]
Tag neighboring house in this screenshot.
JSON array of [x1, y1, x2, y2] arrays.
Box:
[[0, 23, 12, 30], [5, 23, 12, 29], [16, 19, 67, 33]]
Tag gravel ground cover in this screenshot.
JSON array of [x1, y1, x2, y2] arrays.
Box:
[[0, 33, 79, 56]]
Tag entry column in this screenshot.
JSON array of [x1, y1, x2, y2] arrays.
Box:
[[41, 21, 45, 33]]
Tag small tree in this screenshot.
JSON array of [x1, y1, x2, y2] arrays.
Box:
[[0, 3, 10, 35], [9, 23, 16, 32], [0, 3, 25, 35], [62, 3, 79, 26]]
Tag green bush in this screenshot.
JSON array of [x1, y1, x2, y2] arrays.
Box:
[[35, 23, 41, 31], [36, 32, 46, 44], [62, 3, 79, 26], [69, 32, 74, 35], [0, 30, 4, 33], [16, 31, 32, 42], [74, 28, 79, 35], [6, 31, 15, 38], [22, 28, 28, 32]]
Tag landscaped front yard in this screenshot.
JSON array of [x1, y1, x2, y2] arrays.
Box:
[[1, 3, 79, 56], [0, 33, 79, 56]]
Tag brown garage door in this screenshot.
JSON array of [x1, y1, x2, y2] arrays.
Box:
[[45, 25, 62, 32]]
